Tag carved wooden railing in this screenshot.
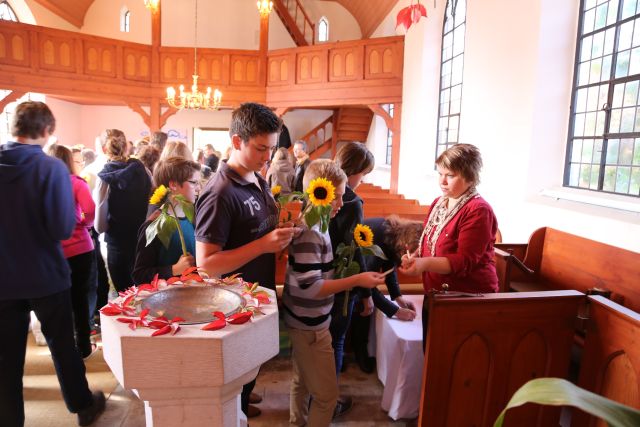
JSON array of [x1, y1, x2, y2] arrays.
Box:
[[298, 115, 334, 159], [0, 21, 403, 109], [0, 20, 264, 105], [273, 0, 315, 46], [267, 36, 404, 107]]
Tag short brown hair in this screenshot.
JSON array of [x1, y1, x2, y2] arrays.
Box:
[[230, 102, 282, 142], [435, 143, 483, 187], [153, 157, 201, 187], [383, 215, 423, 263], [334, 142, 374, 177], [151, 131, 168, 151], [46, 144, 74, 175], [303, 159, 347, 191], [101, 129, 128, 162], [11, 101, 56, 139], [138, 145, 160, 172]]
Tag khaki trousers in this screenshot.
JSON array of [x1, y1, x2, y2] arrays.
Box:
[[288, 327, 338, 427]]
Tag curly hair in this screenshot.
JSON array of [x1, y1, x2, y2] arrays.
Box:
[[383, 215, 423, 263]]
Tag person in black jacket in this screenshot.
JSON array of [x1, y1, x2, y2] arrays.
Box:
[[292, 140, 310, 192], [95, 129, 152, 292], [328, 142, 374, 417], [350, 215, 422, 373]]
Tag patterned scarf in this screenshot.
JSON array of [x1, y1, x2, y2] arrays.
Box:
[[418, 188, 478, 257]]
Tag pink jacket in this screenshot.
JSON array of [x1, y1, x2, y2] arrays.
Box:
[[62, 175, 95, 258]]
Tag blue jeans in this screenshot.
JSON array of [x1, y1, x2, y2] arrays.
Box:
[[0, 289, 93, 427], [329, 291, 356, 375]]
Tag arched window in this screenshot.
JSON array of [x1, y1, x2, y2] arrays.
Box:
[[318, 17, 329, 42], [566, 0, 640, 196], [120, 8, 130, 33], [0, 1, 18, 22], [435, 0, 466, 159]]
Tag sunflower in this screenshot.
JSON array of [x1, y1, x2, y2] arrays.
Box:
[[353, 224, 374, 247], [149, 184, 169, 205], [306, 177, 335, 207], [271, 185, 282, 197]]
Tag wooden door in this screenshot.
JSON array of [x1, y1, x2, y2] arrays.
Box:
[[419, 290, 583, 427], [573, 296, 640, 426]]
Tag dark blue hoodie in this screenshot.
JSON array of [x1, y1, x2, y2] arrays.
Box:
[[0, 142, 75, 300], [98, 158, 151, 245]]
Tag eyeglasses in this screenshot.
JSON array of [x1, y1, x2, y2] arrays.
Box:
[[186, 180, 200, 187]]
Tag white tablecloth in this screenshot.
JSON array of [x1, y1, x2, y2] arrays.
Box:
[[375, 294, 424, 420]]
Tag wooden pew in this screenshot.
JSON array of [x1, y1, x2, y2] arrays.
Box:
[[419, 291, 640, 426], [495, 227, 640, 313]]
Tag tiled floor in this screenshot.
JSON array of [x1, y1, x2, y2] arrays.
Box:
[[22, 332, 417, 426]]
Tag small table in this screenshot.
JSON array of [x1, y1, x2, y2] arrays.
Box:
[[375, 294, 423, 420]]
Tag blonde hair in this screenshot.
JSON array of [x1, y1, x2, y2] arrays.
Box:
[[101, 129, 128, 162], [160, 141, 194, 161], [303, 159, 347, 190]]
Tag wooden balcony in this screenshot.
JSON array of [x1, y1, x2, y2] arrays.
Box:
[[0, 20, 403, 109]]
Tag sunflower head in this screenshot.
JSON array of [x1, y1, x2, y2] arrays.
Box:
[[354, 224, 374, 247], [149, 185, 169, 205], [271, 185, 282, 197], [306, 177, 336, 207]]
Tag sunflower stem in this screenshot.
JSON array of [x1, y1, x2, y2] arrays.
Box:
[[167, 197, 188, 257]]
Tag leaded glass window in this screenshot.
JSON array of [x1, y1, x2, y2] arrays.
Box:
[[567, 0, 640, 196], [436, 0, 466, 159], [0, 1, 18, 22]]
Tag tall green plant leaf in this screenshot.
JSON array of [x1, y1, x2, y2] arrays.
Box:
[[145, 214, 162, 247], [174, 194, 195, 224], [156, 214, 178, 249], [494, 378, 640, 427], [361, 244, 387, 260]]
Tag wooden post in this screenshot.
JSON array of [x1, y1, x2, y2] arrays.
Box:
[[331, 108, 339, 158], [258, 12, 269, 86], [149, 1, 162, 132], [390, 102, 402, 194], [0, 90, 26, 113]]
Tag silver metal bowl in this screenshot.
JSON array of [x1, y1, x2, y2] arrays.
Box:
[[139, 286, 245, 325]]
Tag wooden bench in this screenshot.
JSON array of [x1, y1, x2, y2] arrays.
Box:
[[495, 227, 640, 313]]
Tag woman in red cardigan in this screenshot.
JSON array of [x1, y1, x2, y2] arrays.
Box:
[[399, 143, 498, 344]]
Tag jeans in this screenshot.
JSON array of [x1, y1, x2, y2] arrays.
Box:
[[68, 251, 96, 358], [91, 230, 109, 316], [0, 289, 93, 427], [329, 291, 356, 375], [106, 240, 136, 293]]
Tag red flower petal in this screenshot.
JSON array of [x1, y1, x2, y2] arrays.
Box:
[[202, 319, 227, 331], [227, 311, 253, 325], [166, 277, 181, 285], [151, 325, 172, 336]]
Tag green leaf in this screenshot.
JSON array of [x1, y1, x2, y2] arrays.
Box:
[[305, 207, 320, 228], [344, 261, 360, 277], [145, 214, 163, 247], [493, 378, 640, 427], [174, 195, 195, 224], [156, 215, 178, 249], [361, 244, 387, 260]]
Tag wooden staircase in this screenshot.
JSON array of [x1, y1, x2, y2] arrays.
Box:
[[273, 0, 315, 46], [336, 107, 373, 142], [358, 183, 430, 222]]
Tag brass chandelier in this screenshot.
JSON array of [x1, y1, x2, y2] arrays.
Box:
[[166, 0, 222, 110], [257, 0, 273, 17], [144, 0, 159, 14]]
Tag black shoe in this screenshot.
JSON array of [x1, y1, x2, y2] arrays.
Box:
[[355, 350, 375, 374], [332, 395, 353, 419], [77, 391, 105, 426]]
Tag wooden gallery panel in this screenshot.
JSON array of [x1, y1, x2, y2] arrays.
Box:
[[268, 54, 294, 86], [123, 47, 151, 82], [83, 41, 116, 77], [160, 50, 190, 83], [196, 52, 229, 86], [365, 42, 401, 80], [230, 55, 260, 86], [574, 297, 640, 426], [0, 25, 30, 67], [421, 291, 583, 427], [296, 50, 326, 84], [329, 45, 363, 82], [38, 33, 75, 72]]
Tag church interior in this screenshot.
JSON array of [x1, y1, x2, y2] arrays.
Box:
[[1, 0, 639, 426]]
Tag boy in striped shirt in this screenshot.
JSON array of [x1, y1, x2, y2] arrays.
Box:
[[283, 159, 384, 426]]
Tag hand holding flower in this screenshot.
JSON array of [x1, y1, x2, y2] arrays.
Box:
[[171, 254, 195, 276]]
